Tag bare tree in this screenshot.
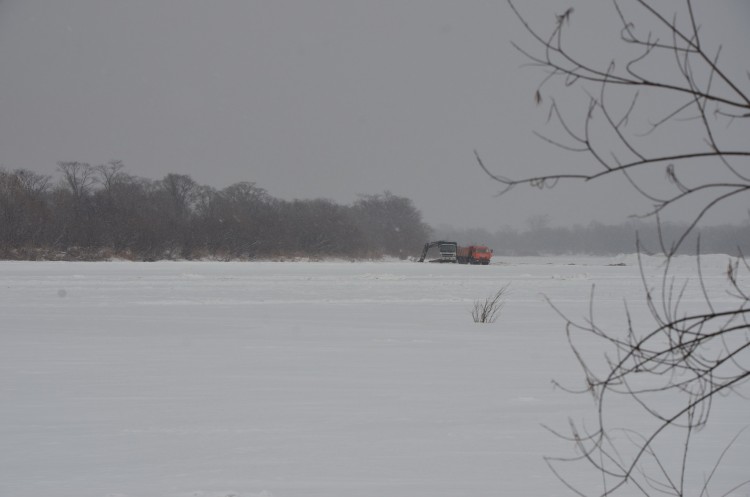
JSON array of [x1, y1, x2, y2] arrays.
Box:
[[478, 1, 750, 495], [353, 192, 432, 259], [160, 173, 198, 219], [0, 169, 51, 249], [95, 160, 126, 194], [14, 169, 50, 196], [57, 161, 95, 200]]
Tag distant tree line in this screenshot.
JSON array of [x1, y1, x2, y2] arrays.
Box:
[[0, 162, 431, 260], [437, 219, 750, 257], [4, 161, 745, 261]]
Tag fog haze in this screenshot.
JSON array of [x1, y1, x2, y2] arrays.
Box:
[[1, 1, 748, 229]]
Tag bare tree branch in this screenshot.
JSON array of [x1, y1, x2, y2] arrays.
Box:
[[488, 2, 750, 495]]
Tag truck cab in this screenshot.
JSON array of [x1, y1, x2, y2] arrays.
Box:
[[437, 242, 458, 262]]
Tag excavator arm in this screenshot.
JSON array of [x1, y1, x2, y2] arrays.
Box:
[[417, 241, 458, 263], [417, 242, 437, 262]]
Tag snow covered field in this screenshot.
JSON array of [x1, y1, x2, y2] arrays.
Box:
[[1, 256, 747, 497]]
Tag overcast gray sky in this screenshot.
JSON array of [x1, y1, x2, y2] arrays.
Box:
[[0, 1, 748, 230]]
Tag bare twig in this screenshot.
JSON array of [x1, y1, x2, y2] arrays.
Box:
[[472, 285, 510, 323], [492, 2, 750, 495]]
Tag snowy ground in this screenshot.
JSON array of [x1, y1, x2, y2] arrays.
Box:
[[1, 256, 747, 497]]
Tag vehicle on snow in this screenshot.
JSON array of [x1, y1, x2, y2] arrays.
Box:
[[418, 242, 493, 265]]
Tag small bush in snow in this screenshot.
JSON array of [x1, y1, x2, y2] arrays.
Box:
[[471, 285, 509, 324]]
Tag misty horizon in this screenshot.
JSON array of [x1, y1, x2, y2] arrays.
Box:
[[1, 1, 749, 231], [2, 161, 747, 263], [13, 159, 750, 233]]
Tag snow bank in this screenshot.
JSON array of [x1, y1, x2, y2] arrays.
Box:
[[1, 257, 746, 497]]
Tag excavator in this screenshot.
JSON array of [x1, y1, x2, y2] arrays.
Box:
[[417, 241, 458, 263]]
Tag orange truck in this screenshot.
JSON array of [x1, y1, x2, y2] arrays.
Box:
[[457, 245, 492, 265]]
